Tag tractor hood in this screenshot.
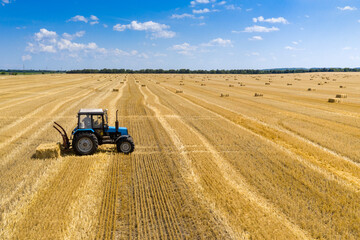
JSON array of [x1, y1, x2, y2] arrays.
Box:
[[107, 126, 128, 135]]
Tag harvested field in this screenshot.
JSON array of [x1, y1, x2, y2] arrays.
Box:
[[1, 73, 360, 239]]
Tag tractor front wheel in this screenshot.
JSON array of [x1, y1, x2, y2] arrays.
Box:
[[116, 138, 134, 154], [73, 132, 98, 155]]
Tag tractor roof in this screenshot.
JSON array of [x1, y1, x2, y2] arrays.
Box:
[[78, 108, 104, 115]]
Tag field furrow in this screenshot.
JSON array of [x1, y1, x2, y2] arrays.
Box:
[[1, 73, 360, 239]]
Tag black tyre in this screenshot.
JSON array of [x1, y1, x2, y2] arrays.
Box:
[[73, 132, 98, 155], [116, 138, 135, 154]]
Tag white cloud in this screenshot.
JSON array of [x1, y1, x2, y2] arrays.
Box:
[[1, 0, 11, 6], [152, 30, 176, 38], [225, 4, 241, 10], [191, 0, 214, 7], [338, 6, 357, 11], [103, 24, 108, 28], [170, 43, 198, 55], [253, 16, 289, 24], [202, 38, 233, 47], [193, 8, 211, 14], [342, 47, 352, 50], [68, 15, 88, 23], [57, 39, 90, 52], [68, 15, 100, 25], [22, 55, 32, 61], [113, 24, 127, 31], [218, 1, 226, 5], [35, 28, 57, 41], [90, 15, 99, 21], [39, 44, 57, 53], [171, 13, 195, 19], [113, 20, 175, 39], [26, 28, 107, 58], [249, 36, 263, 41], [113, 48, 149, 58], [292, 41, 298, 45], [285, 46, 294, 50], [243, 25, 279, 33], [62, 31, 85, 40], [171, 37, 232, 55], [114, 48, 131, 56], [90, 15, 99, 25]]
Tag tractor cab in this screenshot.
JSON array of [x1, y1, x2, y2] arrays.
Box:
[[54, 108, 134, 155], [77, 108, 108, 137]]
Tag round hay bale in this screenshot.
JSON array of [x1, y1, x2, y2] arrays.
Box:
[[220, 93, 229, 97], [201, 84, 206, 86], [339, 85, 346, 88], [141, 84, 146, 87], [287, 83, 292, 86], [175, 90, 183, 93], [254, 93, 263, 97], [265, 83, 270, 85], [229, 84, 234, 87], [307, 88, 316, 91], [112, 88, 119, 92], [35, 142, 61, 159]]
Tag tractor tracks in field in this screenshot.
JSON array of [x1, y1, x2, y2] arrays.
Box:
[[0, 80, 115, 164], [158, 83, 360, 192], [138, 81, 310, 239], [0, 77, 97, 112], [95, 78, 127, 239], [1, 79, 124, 239]]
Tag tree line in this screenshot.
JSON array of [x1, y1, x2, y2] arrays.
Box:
[[66, 68, 360, 74]]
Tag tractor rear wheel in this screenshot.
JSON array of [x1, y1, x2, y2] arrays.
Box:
[[116, 138, 134, 154], [73, 132, 98, 155]]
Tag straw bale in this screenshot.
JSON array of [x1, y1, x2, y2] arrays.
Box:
[[35, 142, 61, 159], [328, 98, 341, 103], [335, 94, 347, 98]]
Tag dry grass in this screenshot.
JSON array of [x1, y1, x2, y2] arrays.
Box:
[[1, 73, 360, 239]]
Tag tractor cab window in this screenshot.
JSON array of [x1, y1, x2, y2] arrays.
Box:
[[79, 114, 91, 129], [92, 115, 103, 128]]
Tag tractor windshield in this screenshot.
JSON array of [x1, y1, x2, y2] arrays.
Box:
[[92, 115, 103, 128], [79, 114, 91, 129]]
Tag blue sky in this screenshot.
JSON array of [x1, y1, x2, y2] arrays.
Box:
[[1, 0, 360, 70]]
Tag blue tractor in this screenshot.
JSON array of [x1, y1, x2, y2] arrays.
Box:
[[53, 109, 134, 155]]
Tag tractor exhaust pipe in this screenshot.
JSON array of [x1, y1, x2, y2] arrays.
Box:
[[115, 110, 119, 135]]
